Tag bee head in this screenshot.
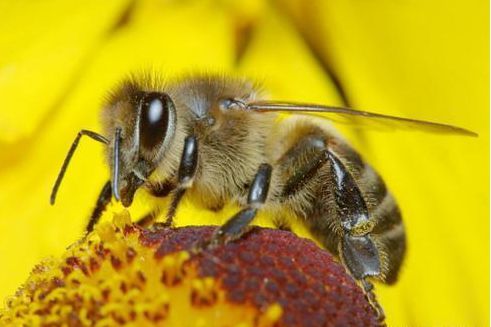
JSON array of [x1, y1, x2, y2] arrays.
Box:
[[104, 84, 177, 207]]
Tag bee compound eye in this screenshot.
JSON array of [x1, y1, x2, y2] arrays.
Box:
[[139, 92, 173, 151]]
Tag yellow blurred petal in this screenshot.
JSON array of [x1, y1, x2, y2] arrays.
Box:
[[1, 1, 488, 326], [237, 3, 343, 105], [1, 215, 378, 326], [0, 0, 133, 143], [0, 0, 236, 301], [279, 0, 489, 325]]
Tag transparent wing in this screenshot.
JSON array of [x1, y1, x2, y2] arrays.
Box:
[[247, 101, 477, 137]]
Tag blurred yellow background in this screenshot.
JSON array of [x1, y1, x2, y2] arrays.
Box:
[[0, 0, 488, 326]]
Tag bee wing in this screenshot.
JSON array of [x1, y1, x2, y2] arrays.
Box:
[[247, 101, 477, 137]]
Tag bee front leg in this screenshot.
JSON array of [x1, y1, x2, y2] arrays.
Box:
[[164, 135, 199, 227], [136, 208, 162, 228], [131, 180, 177, 227], [208, 163, 272, 246], [148, 179, 176, 198], [86, 180, 112, 233]]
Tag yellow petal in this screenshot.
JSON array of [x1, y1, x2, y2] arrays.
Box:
[[1, 215, 379, 326], [0, 0, 132, 143], [1, 1, 487, 326], [0, 0, 235, 301], [279, 0, 489, 325]]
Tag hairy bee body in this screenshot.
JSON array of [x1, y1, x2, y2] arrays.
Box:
[[101, 75, 405, 283], [50, 73, 474, 323], [271, 117, 405, 284]]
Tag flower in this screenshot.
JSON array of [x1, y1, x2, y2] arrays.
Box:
[[0, 0, 487, 326], [0, 212, 379, 326]]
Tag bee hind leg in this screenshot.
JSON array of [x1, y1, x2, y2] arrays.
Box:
[[327, 150, 385, 324], [279, 141, 385, 324], [340, 234, 386, 324], [361, 278, 386, 325]]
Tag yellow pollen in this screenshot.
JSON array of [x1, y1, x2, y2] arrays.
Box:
[[191, 277, 218, 306], [96, 221, 118, 242], [257, 303, 283, 327], [113, 210, 132, 229]]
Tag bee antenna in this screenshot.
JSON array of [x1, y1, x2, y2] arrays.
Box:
[[112, 128, 122, 202], [50, 130, 109, 205]]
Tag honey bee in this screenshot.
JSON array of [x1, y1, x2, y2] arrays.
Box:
[[50, 74, 476, 322]]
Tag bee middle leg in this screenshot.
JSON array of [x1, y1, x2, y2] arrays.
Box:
[[163, 135, 199, 227], [207, 163, 272, 246]]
